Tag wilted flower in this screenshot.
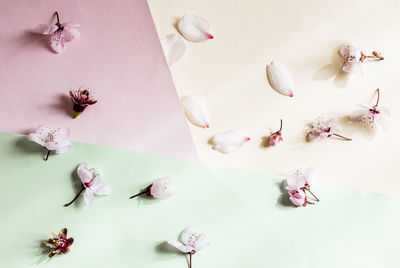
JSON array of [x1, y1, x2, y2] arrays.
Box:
[[350, 89, 391, 131], [307, 117, 351, 142], [27, 125, 71, 160], [168, 227, 210, 268], [129, 177, 175, 199], [69, 88, 97, 118], [64, 162, 110, 206], [44, 228, 74, 258], [340, 44, 384, 74], [285, 168, 319, 207], [268, 119, 283, 146]]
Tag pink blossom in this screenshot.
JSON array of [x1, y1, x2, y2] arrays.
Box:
[[339, 44, 384, 74], [268, 119, 283, 147], [288, 189, 306, 206], [307, 117, 351, 142], [284, 168, 319, 207], [34, 12, 79, 54]]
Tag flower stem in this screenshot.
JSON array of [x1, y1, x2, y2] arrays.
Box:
[[306, 189, 320, 202], [189, 252, 192, 268], [332, 133, 352, 141], [44, 149, 51, 161], [129, 191, 148, 199], [374, 88, 380, 108], [279, 119, 283, 132], [55, 11, 60, 25], [64, 186, 85, 207]]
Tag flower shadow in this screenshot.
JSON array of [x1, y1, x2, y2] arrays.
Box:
[[312, 44, 350, 88], [17, 30, 54, 53], [14, 136, 47, 158], [275, 181, 296, 209], [28, 239, 52, 265], [47, 94, 74, 118], [259, 136, 270, 148], [338, 115, 375, 140], [153, 241, 182, 261]]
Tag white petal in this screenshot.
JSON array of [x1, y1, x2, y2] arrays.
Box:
[[91, 179, 111, 196], [181, 227, 199, 245], [34, 24, 56, 35], [350, 109, 369, 122], [266, 60, 294, 97], [51, 32, 67, 53], [375, 113, 390, 132], [339, 44, 361, 60], [177, 14, 214, 42], [27, 133, 45, 146], [83, 189, 94, 205], [54, 140, 72, 154], [160, 33, 186, 65], [342, 61, 361, 73], [150, 177, 174, 199], [285, 175, 305, 190], [62, 28, 80, 41], [211, 130, 250, 153], [194, 234, 210, 251], [167, 240, 193, 253], [181, 94, 210, 128], [304, 167, 316, 186]]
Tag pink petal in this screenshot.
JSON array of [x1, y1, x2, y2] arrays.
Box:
[[34, 24, 56, 35], [177, 14, 214, 42], [160, 33, 186, 65], [63, 28, 80, 42], [77, 162, 94, 184], [51, 32, 67, 53]]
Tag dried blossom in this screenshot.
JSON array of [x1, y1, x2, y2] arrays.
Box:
[[44, 228, 74, 258], [69, 88, 97, 118]]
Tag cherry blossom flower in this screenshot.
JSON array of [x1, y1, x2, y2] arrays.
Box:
[[168, 227, 210, 268], [350, 89, 391, 131], [44, 228, 74, 258], [27, 125, 71, 160], [307, 117, 352, 142], [285, 168, 319, 207], [268, 119, 283, 146], [69, 88, 97, 118], [181, 94, 210, 128], [266, 60, 294, 97], [340, 44, 384, 74], [34, 12, 80, 54], [178, 14, 214, 42], [161, 33, 186, 65], [211, 130, 250, 153], [129, 177, 175, 200], [64, 163, 110, 207]]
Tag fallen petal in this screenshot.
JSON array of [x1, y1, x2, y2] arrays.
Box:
[[211, 130, 250, 153], [160, 33, 186, 65], [181, 93, 210, 128], [266, 60, 294, 97], [178, 14, 214, 42]]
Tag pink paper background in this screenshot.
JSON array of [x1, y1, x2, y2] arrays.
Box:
[[0, 0, 197, 160]]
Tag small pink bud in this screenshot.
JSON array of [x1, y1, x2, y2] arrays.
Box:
[[268, 133, 282, 146]]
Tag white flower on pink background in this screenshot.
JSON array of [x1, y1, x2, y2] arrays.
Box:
[[266, 60, 294, 97], [285, 168, 319, 207], [211, 130, 250, 153], [350, 89, 391, 131], [340, 44, 384, 74], [178, 14, 214, 42], [129, 177, 175, 200], [268, 119, 283, 147], [168, 227, 210, 268], [27, 125, 71, 160], [307, 117, 352, 142], [181, 93, 210, 128], [161, 33, 186, 65], [34, 12, 80, 54], [64, 162, 110, 207]]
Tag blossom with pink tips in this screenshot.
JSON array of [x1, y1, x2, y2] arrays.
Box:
[[307, 117, 352, 142], [211, 130, 250, 153], [268, 119, 283, 146], [34, 12, 79, 53], [178, 14, 214, 42], [339, 44, 384, 74], [129, 177, 175, 200]]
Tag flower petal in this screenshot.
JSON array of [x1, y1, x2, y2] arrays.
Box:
[[54, 140, 72, 154], [167, 240, 193, 253], [160, 33, 186, 65], [181, 227, 198, 245], [285, 175, 305, 190], [339, 44, 361, 60], [181, 94, 210, 128], [62, 28, 80, 42], [350, 109, 369, 122], [51, 31, 67, 53], [77, 162, 93, 184], [211, 130, 250, 153], [27, 133, 45, 146], [177, 14, 214, 42], [342, 61, 361, 73], [83, 189, 94, 205], [266, 60, 294, 97], [91, 179, 111, 196]]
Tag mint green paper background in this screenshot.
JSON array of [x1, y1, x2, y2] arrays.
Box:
[[0, 132, 398, 267]]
